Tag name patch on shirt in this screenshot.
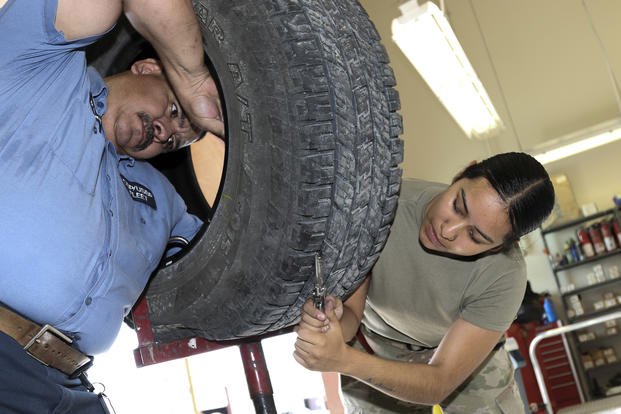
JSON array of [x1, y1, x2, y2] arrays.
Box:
[[120, 174, 157, 210]]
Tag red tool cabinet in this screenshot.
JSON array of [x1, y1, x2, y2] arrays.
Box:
[[506, 321, 582, 413]]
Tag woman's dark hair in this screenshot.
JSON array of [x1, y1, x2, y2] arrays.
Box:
[[454, 152, 555, 245]]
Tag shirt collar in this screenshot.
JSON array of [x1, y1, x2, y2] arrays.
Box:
[[87, 67, 137, 165], [86, 66, 109, 112]]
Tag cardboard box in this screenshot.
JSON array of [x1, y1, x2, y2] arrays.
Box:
[[542, 174, 582, 229], [603, 292, 618, 308], [577, 331, 590, 343], [603, 348, 618, 364], [581, 353, 594, 370], [591, 349, 606, 367]]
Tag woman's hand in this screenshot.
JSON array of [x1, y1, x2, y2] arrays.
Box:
[[327, 295, 344, 321], [293, 278, 368, 372], [294, 298, 350, 372], [297, 295, 343, 333]]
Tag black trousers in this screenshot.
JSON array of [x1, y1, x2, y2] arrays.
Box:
[[0, 332, 107, 414]]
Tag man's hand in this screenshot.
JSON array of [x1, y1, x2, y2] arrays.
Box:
[[293, 297, 349, 372], [124, 0, 225, 137], [166, 66, 224, 138], [55, 0, 225, 137]]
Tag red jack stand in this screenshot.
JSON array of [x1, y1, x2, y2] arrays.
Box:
[[131, 297, 283, 414], [239, 342, 277, 414]]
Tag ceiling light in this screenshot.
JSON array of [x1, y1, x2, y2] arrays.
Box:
[[391, 1, 503, 140], [530, 118, 621, 165]]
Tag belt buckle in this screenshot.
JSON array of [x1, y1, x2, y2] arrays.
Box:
[[23, 324, 93, 379], [21, 323, 94, 381], [23, 323, 73, 358]]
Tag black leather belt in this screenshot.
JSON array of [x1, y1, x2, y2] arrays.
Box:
[[0, 304, 93, 378]]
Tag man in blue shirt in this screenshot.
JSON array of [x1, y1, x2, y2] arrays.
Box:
[[0, 0, 222, 412]]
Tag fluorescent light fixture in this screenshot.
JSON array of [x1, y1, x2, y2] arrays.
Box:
[[530, 118, 621, 165], [391, 1, 503, 140]]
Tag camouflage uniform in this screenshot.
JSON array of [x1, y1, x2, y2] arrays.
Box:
[[340, 327, 525, 414]]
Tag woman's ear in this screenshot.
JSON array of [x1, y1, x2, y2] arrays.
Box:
[[130, 58, 163, 75], [482, 239, 514, 257]]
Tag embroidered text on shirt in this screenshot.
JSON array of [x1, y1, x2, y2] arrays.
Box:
[[120, 174, 157, 210]]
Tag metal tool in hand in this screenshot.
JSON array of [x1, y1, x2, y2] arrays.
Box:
[[311, 254, 326, 311]]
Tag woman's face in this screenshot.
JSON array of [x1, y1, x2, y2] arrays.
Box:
[[419, 177, 511, 257]]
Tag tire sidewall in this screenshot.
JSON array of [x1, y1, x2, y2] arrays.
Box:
[[149, 0, 294, 311]]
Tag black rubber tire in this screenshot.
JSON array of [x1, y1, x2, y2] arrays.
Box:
[[88, 0, 403, 341]]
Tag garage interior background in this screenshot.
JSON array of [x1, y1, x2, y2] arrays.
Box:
[[359, 0, 621, 297], [91, 0, 621, 412]]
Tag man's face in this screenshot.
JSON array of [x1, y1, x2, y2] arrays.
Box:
[[103, 59, 204, 159], [419, 177, 511, 257]]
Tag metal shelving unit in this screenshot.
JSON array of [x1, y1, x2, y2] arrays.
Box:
[[540, 208, 621, 401], [554, 249, 621, 273]]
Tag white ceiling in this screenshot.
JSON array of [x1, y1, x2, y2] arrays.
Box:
[[359, 0, 621, 185]]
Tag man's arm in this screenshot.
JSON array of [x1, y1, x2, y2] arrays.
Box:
[[55, 0, 122, 40], [295, 314, 502, 405], [55, 0, 224, 136], [123, 0, 223, 136]]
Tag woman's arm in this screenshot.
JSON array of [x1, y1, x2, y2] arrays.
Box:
[[339, 276, 369, 341], [295, 315, 503, 405]]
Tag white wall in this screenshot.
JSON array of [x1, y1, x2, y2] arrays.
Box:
[[358, 0, 621, 301], [91, 327, 329, 413]]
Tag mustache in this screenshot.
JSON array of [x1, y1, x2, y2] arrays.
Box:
[[137, 112, 154, 151]]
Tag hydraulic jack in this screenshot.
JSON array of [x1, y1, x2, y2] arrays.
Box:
[[131, 297, 286, 414]]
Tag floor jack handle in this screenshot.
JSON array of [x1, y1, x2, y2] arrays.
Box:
[[239, 341, 277, 414]]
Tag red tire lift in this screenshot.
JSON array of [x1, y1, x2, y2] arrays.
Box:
[[131, 296, 289, 414]]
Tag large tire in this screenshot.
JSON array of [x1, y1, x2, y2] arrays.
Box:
[[88, 0, 403, 341]]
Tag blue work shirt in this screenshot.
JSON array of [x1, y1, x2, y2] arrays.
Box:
[[0, 0, 202, 354]]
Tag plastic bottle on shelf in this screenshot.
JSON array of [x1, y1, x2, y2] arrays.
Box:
[[543, 296, 558, 323], [566, 239, 578, 262], [577, 227, 595, 258], [601, 220, 617, 252], [569, 238, 581, 262], [613, 218, 621, 247], [589, 224, 607, 255], [564, 241, 574, 264]]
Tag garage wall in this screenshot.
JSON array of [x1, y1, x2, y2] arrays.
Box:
[[359, 0, 621, 294]]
